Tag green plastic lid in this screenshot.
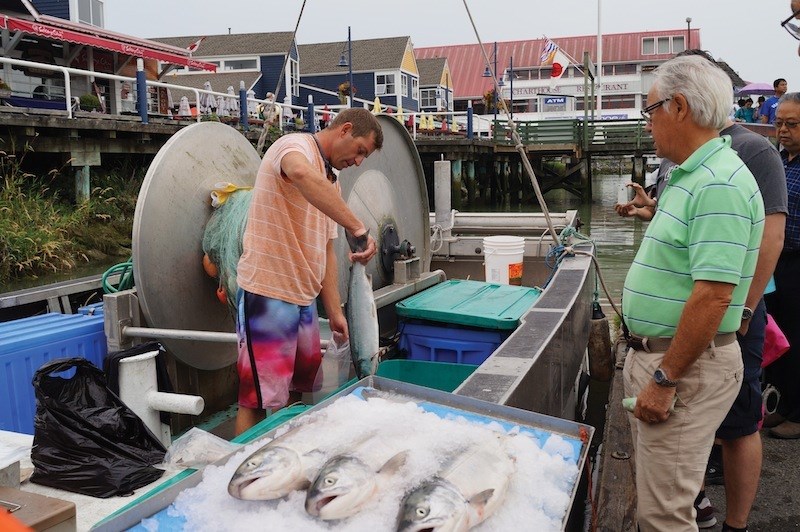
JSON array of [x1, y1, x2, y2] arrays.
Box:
[[395, 279, 541, 330]]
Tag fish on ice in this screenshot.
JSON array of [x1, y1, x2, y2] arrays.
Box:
[[227, 420, 326, 500], [396, 435, 515, 531], [305, 433, 409, 520]]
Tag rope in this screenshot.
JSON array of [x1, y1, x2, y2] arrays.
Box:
[[461, 0, 560, 247], [430, 223, 445, 253], [255, 0, 308, 156], [539, 227, 623, 320], [102, 259, 134, 293]]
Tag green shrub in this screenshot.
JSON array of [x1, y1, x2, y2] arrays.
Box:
[[79, 93, 101, 111], [0, 145, 142, 284]]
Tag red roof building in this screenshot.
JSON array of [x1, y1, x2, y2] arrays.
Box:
[[415, 29, 712, 119]]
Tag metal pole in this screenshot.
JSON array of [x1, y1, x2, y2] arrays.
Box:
[[239, 80, 248, 131], [348, 26, 354, 108], [467, 100, 473, 139], [510, 55, 513, 120], [136, 58, 148, 124], [596, 0, 603, 115], [307, 94, 316, 133], [686, 17, 692, 49], [493, 41, 498, 126]]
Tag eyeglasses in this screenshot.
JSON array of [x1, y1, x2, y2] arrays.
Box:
[[641, 98, 671, 122], [774, 119, 800, 130], [781, 8, 800, 40]]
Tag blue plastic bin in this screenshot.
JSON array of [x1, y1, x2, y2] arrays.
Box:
[[398, 320, 509, 365], [0, 312, 107, 434]]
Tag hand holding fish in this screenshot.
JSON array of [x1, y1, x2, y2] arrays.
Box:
[[346, 228, 377, 264]]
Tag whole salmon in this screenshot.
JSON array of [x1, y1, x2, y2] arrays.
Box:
[[305, 433, 408, 520], [396, 436, 515, 531], [346, 260, 380, 379], [227, 420, 326, 500]]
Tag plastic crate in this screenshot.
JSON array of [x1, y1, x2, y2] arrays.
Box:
[[398, 320, 509, 365], [395, 279, 540, 330], [375, 359, 478, 392], [0, 312, 107, 434]]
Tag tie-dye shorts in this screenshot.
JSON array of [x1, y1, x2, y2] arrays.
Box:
[[235, 289, 322, 410]]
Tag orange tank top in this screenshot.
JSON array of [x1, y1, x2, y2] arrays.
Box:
[[236, 134, 339, 305]]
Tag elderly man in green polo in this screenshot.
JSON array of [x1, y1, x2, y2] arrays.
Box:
[[622, 55, 765, 531]]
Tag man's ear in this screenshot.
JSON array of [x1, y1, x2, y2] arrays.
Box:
[[672, 94, 689, 122], [339, 122, 353, 137]]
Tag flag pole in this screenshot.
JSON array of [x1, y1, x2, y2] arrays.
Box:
[[542, 35, 586, 77]]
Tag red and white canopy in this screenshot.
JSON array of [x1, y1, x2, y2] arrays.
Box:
[[1, 13, 217, 72]]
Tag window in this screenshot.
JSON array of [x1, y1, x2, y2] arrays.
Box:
[[420, 88, 436, 108], [375, 73, 396, 95], [602, 94, 636, 110], [412, 77, 419, 100], [78, 0, 104, 26], [642, 36, 686, 55], [602, 63, 637, 76], [401, 74, 408, 97], [289, 59, 299, 97], [224, 59, 257, 71]]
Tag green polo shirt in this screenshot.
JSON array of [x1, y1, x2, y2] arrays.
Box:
[[622, 136, 765, 337]]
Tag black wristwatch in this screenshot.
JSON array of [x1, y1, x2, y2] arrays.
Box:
[[653, 367, 678, 387], [741, 307, 753, 321]]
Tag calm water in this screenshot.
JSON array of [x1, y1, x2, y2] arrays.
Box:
[[481, 172, 643, 310], [4, 174, 641, 306]]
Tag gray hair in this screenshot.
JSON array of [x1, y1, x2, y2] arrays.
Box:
[[651, 55, 732, 130], [778, 92, 800, 107]]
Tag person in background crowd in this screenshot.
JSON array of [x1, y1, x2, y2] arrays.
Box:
[[735, 98, 757, 123], [763, 93, 800, 439], [622, 54, 764, 531], [760, 79, 788, 124]]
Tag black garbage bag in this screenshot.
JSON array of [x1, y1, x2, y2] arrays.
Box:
[[30, 357, 167, 498], [103, 342, 174, 425]]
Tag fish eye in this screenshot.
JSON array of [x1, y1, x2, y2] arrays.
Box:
[[416, 507, 428, 518], [324, 477, 335, 486]]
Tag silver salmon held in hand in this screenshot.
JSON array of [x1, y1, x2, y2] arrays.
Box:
[[305, 434, 408, 520], [228, 421, 325, 500], [347, 261, 380, 379], [397, 436, 515, 532]]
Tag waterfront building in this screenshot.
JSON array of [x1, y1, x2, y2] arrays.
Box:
[[415, 29, 746, 120], [297, 36, 420, 112], [0, 0, 216, 114], [151, 33, 297, 108], [417, 57, 453, 115]]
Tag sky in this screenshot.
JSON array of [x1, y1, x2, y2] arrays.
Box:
[[104, 0, 800, 93]]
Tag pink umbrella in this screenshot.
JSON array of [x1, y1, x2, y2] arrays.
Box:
[[736, 82, 775, 95]]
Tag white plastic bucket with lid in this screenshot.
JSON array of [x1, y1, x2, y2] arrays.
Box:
[[483, 235, 525, 285]]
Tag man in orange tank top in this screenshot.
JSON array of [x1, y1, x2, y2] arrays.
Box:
[[235, 108, 383, 434]]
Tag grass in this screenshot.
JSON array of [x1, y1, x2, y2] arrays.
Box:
[[0, 142, 142, 285]]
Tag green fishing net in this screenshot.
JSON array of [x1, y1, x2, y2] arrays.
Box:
[[202, 189, 252, 310]]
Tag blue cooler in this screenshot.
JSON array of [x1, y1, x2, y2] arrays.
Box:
[[395, 280, 540, 365]]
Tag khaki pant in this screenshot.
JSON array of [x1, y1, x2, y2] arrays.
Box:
[[623, 341, 743, 532]]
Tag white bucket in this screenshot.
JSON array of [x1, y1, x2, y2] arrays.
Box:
[[483, 235, 525, 285]]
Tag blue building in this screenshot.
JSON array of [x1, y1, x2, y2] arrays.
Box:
[[417, 57, 452, 114], [151, 32, 298, 105], [298, 35, 420, 112]]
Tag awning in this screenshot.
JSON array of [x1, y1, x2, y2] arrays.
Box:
[[0, 13, 217, 72]]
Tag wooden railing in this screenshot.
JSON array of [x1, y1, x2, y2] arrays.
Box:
[[493, 118, 653, 152]]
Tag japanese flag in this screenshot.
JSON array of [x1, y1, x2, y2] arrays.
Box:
[[186, 36, 206, 55], [550, 49, 570, 80]]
